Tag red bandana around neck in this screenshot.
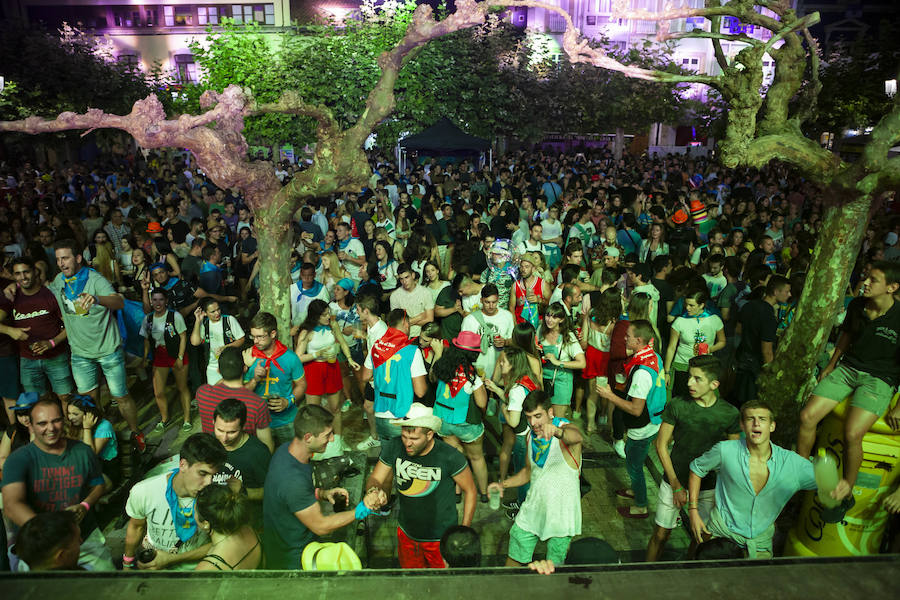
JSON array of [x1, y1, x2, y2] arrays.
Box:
[[371, 327, 410, 369], [447, 365, 473, 397], [625, 340, 660, 377], [517, 375, 539, 392], [251, 340, 289, 373]]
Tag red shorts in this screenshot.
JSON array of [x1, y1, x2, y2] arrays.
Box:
[[304, 360, 343, 396], [582, 346, 609, 379], [397, 527, 446, 569], [153, 345, 187, 369]]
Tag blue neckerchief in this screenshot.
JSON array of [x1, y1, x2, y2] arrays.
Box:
[[200, 261, 220, 274], [165, 469, 197, 543], [530, 417, 569, 468], [295, 280, 324, 302], [291, 262, 303, 273], [338, 238, 351, 250], [163, 277, 178, 290], [313, 325, 330, 333], [62, 267, 92, 301]]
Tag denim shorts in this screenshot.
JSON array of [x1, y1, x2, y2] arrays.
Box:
[[0, 355, 19, 399], [20, 353, 75, 396], [71, 346, 129, 398], [376, 417, 402, 441], [439, 421, 485, 444]]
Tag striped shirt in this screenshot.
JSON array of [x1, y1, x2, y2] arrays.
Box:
[[197, 382, 272, 435]]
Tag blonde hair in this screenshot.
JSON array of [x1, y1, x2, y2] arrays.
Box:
[[321, 250, 346, 281], [93, 242, 117, 283]]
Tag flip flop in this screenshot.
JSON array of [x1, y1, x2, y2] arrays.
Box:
[[617, 505, 649, 519], [822, 495, 855, 524], [615, 488, 635, 500]]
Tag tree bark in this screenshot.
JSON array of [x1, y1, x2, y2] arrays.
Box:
[[614, 126, 624, 160], [758, 189, 871, 445], [250, 190, 295, 344]]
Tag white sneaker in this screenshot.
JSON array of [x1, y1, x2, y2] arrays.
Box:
[[356, 436, 381, 451], [311, 442, 344, 461], [614, 439, 626, 459], [341, 399, 352, 413]]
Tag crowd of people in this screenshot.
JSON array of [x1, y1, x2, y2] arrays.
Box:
[[1, 144, 899, 572]]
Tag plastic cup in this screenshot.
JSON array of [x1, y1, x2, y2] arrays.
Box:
[[74, 299, 89, 315], [596, 376, 608, 388], [615, 373, 626, 385], [489, 488, 501, 510]]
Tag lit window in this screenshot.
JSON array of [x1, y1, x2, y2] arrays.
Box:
[[175, 54, 198, 83], [232, 4, 275, 25], [198, 6, 219, 25]]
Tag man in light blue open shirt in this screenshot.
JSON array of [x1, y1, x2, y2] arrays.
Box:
[[688, 399, 818, 557]]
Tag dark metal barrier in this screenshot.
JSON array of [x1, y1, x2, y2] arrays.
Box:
[[2, 555, 897, 599]]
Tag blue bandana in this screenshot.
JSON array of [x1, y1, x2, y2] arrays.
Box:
[[200, 261, 220, 274], [295, 280, 324, 302], [530, 417, 569, 468], [338, 238, 352, 250], [62, 267, 92, 301], [165, 469, 197, 543]]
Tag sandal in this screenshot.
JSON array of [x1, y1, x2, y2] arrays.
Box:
[[615, 488, 635, 500]]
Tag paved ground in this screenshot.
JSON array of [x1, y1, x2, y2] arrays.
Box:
[[97, 371, 691, 567]]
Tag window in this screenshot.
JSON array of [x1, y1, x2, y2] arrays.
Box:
[[175, 54, 198, 83], [163, 5, 193, 26], [586, 15, 597, 26], [232, 4, 275, 25], [113, 10, 140, 27], [146, 9, 158, 26], [118, 53, 140, 70], [198, 6, 219, 25]]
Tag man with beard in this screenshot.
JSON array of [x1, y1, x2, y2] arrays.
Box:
[[365, 403, 476, 568]]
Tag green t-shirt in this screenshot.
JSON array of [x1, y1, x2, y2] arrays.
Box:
[[48, 269, 121, 358], [378, 437, 468, 541], [661, 396, 741, 490]]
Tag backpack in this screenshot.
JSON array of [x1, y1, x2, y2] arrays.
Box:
[[144, 310, 181, 359]]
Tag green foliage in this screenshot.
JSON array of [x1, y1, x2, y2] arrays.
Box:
[[550, 39, 688, 134], [184, 2, 686, 148], [802, 22, 900, 138], [0, 22, 166, 122]]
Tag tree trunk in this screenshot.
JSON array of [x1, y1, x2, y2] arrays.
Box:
[[758, 190, 872, 445], [614, 127, 625, 160], [252, 194, 295, 345]]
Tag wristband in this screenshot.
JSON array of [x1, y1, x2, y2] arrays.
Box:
[[122, 555, 136, 567], [80, 501, 91, 511], [49, 339, 56, 348], [674, 487, 685, 493], [355, 502, 373, 520], [688, 507, 699, 511], [315, 488, 321, 501]]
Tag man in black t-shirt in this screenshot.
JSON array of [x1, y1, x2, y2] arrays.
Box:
[[732, 276, 789, 408], [365, 403, 475, 568], [799, 262, 900, 507], [211, 399, 271, 496], [646, 356, 740, 561], [212, 399, 271, 529]]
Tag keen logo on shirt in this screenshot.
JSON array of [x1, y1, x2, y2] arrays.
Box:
[[395, 459, 441, 497]]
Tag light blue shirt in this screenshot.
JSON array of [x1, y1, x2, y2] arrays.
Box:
[[690, 439, 816, 539]]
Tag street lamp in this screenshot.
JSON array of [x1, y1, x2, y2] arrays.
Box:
[[886, 79, 897, 98]]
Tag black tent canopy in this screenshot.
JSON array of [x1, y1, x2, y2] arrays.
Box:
[[399, 117, 490, 153]]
